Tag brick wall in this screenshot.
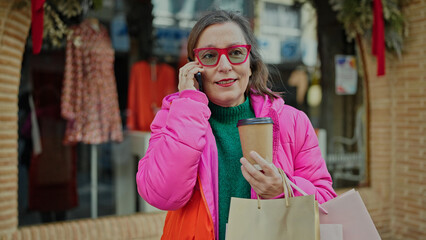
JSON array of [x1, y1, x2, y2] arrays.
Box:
[[8, 213, 166, 240], [356, 1, 426, 239], [389, 1, 425, 239], [0, 0, 31, 236]]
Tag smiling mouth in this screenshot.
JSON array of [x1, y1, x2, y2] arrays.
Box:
[[216, 79, 236, 85]]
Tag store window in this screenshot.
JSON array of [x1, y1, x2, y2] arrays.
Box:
[[17, 0, 133, 227]]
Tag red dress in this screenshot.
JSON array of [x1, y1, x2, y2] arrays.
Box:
[[61, 19, 123, 144]]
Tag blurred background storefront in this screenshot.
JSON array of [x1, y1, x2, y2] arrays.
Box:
[[0, 0, 424, 239]]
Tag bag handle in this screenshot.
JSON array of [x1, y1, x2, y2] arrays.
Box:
[[278, 168, 329, 215], [278, 168, 293, 206], [255, 167, 328, 214], [256, 168, 293, 209]]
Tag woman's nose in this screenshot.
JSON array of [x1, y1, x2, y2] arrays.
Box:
[[217, 54, 232, 72]]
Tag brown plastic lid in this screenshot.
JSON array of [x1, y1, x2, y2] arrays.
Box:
[[237, 117, 274, 127]]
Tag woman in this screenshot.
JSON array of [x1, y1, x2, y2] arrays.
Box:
[[136, 10, 336, 240]]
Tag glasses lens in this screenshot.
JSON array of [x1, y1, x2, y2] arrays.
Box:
[[195, 45, 250, 66], [198, 49, 219, 66], [227, 46, 248, 64]]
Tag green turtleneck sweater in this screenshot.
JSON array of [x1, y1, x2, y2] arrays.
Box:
[[208, 97, 255, 240]]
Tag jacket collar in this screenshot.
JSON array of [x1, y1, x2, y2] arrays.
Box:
[[250, 92, 284, 117]]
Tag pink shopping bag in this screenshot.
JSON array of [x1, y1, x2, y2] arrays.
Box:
[[286, 180, 381, 240], [320, 224, 343, 240], [320, 189, 381, 240]]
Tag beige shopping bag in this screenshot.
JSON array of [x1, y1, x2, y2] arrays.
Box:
[[225, 168, 319, 240]]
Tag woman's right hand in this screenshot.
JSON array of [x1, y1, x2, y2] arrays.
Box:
[[178, 61, 204, 92]]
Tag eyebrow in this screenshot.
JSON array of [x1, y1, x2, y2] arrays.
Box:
[[198, 42, 246, 48]]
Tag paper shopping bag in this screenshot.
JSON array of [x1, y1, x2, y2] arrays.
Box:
[[225, 169, 319, 240], [320, 224, 343, 240], [320, 189, 381, 240]]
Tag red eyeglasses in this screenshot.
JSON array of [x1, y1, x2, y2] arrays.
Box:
[[193, 45, 251, 67]]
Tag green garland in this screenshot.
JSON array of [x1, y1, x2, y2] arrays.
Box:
[[13, 0, 82, 48], [44, 0, 82, 48], [300, 0, 410, 58]]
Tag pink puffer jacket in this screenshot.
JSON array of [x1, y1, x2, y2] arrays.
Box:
[[136, 89, 336, 239]]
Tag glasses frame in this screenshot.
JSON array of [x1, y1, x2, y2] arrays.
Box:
[[193, 44, 251, 67]]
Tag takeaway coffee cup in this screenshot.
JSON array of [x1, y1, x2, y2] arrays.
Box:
[[237, 117, 274, 170]]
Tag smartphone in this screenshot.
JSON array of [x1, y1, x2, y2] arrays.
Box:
[[195, 72, 203, 92]]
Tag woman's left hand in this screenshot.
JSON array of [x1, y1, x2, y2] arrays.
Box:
[[240, 151, 284, 199]]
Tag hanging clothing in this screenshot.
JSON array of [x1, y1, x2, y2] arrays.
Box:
[[28, 105, 78, 212], [127, 61, 176, 131], [61, 18, 123, 144], [25, 70, 78, 213], [110, 13, 130, 52]]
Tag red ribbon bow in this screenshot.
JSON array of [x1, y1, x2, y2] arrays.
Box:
[[31, 0, 45, 54], [372, 0, 385, 76]]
